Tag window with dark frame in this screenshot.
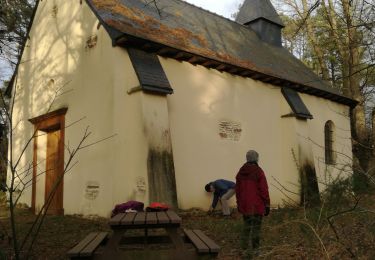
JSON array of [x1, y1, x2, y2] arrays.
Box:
[[324, 121, 335, 165]]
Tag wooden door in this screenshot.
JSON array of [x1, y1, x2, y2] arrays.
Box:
[[45, 129, 64, 215], [30, 108, 67, 215]]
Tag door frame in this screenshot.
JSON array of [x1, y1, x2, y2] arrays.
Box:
[[29, 108, 67, 214]]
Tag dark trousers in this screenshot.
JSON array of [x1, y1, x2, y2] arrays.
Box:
[[241, 215, 263, 250]]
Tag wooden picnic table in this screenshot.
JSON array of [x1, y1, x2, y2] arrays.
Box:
[[68, 210, 219, 259], [97, 210, 195, 260], [108, 210, 182, 229]]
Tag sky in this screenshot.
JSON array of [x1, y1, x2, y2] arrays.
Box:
[[183, 0, 243, 19], [0, 59, 12, 86]]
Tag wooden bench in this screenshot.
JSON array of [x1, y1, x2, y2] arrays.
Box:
[[67, 232, 109, 259], [184, 229, 220, 255]]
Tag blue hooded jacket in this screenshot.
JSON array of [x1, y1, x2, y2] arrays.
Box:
[[210, 179, 235, 208]]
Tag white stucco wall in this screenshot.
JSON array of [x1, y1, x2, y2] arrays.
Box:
[[10, 0, 353, 216], [303, 94, 353, 189], [160, 57, 352, 209], [10, 0, 150, 217]]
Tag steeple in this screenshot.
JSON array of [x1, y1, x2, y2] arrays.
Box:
[[236, 0, 284, 47]]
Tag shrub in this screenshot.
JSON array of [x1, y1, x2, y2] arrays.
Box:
[[352, 170, 370, 194], [323, 177, 352, 208]]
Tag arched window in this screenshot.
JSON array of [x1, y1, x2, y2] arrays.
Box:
[[324, 121, 335, 165]]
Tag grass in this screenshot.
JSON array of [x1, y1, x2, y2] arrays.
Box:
[[0, 193, 375, 259]]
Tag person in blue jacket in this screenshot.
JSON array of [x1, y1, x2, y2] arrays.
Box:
[[205, 179, 235, 216]]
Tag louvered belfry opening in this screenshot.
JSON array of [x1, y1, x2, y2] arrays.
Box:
[[324, 121, 335, 165]]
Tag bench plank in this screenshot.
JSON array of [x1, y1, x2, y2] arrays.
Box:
[[67, 232, 98, 257], [146, 212, 158, 224], [121, 212, 137, 225], [156, 211, 169, 224], [184, 229, 210, 253], [133, 212, 146, 225], [193, 229, 220, 253], [166, 210, 181, 224], [109, 213, 126, 226], [79, 232, 108, 257]]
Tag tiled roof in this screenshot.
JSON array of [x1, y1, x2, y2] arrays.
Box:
[[84, 0, 356, 107]]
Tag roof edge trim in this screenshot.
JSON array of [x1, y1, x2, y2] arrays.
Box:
[[113, 34, 357, 108], [244, 17, 285, 28]]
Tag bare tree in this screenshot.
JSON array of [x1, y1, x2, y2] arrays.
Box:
[[271, 0, 375, 185], [0, 0, 35, 83], [269, 128, 374, 258], [0, 77, 115, 259]]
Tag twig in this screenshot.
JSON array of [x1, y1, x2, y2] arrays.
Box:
[[326, 197, 360, 258], [292, 220, 330, 260], [22, 128, 91, 257]]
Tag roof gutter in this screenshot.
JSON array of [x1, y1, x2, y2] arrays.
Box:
[[113, 34, 358, 109]]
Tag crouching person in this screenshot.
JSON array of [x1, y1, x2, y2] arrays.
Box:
[[205, 179, 235, 216], [236, 150, 270, 257]]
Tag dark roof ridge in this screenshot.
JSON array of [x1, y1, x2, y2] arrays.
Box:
[[244, 17, 284, 28]]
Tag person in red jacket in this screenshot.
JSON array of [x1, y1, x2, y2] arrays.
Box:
[[236, 150, 270, 256]]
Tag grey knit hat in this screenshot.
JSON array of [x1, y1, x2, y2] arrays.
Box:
[[246, 150, 259, 163]]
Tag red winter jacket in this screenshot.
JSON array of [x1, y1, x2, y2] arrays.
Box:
[[236, 163, 270, 216]]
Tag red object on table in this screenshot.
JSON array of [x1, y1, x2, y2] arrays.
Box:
[[146, 202, 170, 212]]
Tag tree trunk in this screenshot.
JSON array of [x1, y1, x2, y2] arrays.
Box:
[[302, 0, 330, 80], [341, 0, 369, 172]]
